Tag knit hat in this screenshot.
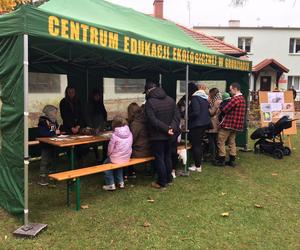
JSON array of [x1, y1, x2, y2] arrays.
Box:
[[42, 105, 57, 115], [42, 105, 58, 122], [222, 92, 231, 101]]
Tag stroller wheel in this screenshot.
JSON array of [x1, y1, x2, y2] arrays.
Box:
[[283, 147, 291, 156], [273, 149, 284, 159]]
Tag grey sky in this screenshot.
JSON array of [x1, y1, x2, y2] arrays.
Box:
[[108, 0, 300, 27]]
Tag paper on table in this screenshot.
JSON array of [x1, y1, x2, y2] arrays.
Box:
[[263, 112, 272, 122], [270, 103, 282, 112], [282, 103, 294, 112], [268, 92, 284, 104], [57, 135, 69, 138], [261, 103, 271, 112], [77, 135, 93, 139]]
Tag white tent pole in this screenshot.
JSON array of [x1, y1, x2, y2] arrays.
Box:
[[159, 73, 162, 87], [13, 35, 47, 237], [23, 34, 29, 226], [184, 64, 189, 173]]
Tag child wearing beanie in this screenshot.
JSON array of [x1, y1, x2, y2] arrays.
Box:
[[38, 105, 60, 186], [219, 92, 231, 123]]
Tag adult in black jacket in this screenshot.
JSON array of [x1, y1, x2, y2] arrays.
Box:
[[145, 82, 180, 189], [59, 86, 84, 135], [188, 83, 211, 172], [86, 88, 108, 161], [86, 89, 107, 131]]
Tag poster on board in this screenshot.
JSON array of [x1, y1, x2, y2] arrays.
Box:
[[259, 91, 297, 135]]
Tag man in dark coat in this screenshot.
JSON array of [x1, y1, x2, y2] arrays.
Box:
[[144, 82, 180, 189]]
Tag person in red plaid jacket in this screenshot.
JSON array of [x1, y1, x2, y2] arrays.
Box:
[[215, 83, 246, 167]]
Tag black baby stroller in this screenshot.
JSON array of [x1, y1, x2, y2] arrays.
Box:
[[251, 116, 292, 159]]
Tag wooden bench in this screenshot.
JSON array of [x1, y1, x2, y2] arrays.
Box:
[[29, 140, 40, 146], [49, 157, 155, 210]]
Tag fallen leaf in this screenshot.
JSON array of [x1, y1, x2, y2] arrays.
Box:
[[143, 221, 151, 227], [271, 173, 278, 176], [147, 197, 155, 203], [81, 205, 89, 209], [221, 212, 230, 217], [254, 204, 263, 208]]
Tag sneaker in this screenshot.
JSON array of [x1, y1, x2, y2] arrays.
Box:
[[171, 170, 176, 179], [118, 182, 125, 189], [38, 175, 49, 186], [102, 184, 116, 191], [195, 166, 202, 172], [188, 165, 197, 171]]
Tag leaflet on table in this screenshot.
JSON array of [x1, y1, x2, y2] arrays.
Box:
[[268, 92, 284, 104], [260, 103, 283, 112]]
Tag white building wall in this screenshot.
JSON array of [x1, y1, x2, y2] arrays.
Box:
[[193, 27, 300, 79]]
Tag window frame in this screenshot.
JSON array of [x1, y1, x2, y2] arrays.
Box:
[[289, 38, 300, 54], [288, 75, 300, 90], [114, 78, 146, 94], [238, 37, 252, 53]]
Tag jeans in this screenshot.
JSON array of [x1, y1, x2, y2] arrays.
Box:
[[40, 146, 57, 176], [151, 140, 172, 187], [171, 136, 179, 170], [189, 126, 206, 168], [103, 158, 124, 185], [207, 133, 218, 160]]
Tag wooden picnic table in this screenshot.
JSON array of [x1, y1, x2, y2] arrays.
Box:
[[37, 134, 110, 148], [37, 133, 111, 170]]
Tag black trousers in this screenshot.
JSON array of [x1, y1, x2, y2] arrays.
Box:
[[151, 140, 172, 187], [206, 132, 218, 160], [189, 127, 206, 168], [171, 136, 179, 170]]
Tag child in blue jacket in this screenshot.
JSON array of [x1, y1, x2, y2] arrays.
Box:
[[38, 105, 60, 186]]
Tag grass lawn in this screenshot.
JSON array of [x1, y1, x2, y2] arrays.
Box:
[[0, 134, 300, 250]]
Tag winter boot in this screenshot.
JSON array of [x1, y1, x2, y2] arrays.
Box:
[[226, 155, 237, 167], [214, 156, 225, 167]]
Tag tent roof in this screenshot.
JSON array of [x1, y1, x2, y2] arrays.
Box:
[[0, 0, 251, 72]]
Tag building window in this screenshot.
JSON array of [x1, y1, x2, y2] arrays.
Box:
[[214, 36, 224, 41], [115, 78, 146, 93], [288, 76, 300, 90], [238, 37, 252, 53], [29, 73, 61, 93], [289, 38, 300, 54]]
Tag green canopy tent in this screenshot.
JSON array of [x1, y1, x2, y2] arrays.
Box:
[[0, 0, 251, 234]]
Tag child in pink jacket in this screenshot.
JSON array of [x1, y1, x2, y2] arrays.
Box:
[[103, 116, 133, 191]]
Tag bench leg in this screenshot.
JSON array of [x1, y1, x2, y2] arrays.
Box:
[[67, 180, 71, 207], [75, 178, 81, 211], [70, 146, 75, 170]]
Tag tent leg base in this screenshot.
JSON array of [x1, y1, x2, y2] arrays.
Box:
[[177, 170, 190, 177], [13, 223, 47, 238]]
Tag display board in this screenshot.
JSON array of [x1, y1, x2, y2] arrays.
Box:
[[259, 91, 297, 135]]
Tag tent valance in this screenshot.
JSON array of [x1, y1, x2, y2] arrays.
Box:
[[0, 0, 251, 72]]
